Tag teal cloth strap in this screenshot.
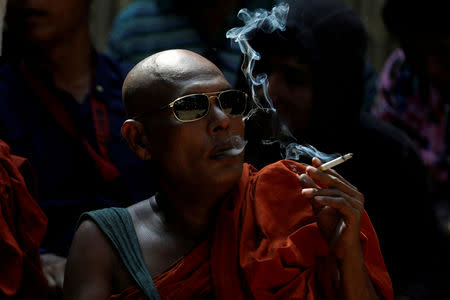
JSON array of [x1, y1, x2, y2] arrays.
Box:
[[79, 207, 161, 300]]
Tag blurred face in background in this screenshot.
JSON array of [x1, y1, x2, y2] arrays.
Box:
[[6, 0, 90, 44], [402, 35, 450, 98], [259, 55, 314, 137]]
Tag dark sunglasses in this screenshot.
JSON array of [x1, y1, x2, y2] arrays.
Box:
[[133, 89, 248, 122]]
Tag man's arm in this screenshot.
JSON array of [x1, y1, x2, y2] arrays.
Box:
[[63, 220, 115, 300], [299, 158, 381, 300]]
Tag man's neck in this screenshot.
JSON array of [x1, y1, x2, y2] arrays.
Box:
[[24, 23, 93, 104], [155, 183, 234, 240]]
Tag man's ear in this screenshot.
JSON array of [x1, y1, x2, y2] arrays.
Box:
[[121, 119, 151, 160]]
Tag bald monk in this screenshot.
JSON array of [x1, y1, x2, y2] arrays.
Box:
[[63, 49, 393, 300]]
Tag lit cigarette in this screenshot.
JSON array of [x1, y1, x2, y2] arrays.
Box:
[[318, 153, 353, 171]]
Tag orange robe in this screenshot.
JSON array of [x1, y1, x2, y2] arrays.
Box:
[[112, 160, 393, 300], [0, 140, 48, 299]]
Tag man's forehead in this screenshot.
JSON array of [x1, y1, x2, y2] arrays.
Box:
[[152, 50, 220, 76], [151, 53, 229, 95], [172, 74, 232, 97], [123, 50, 232, 116]]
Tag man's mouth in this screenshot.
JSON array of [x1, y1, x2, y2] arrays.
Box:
[[209, 135, 247, 159], [210, 144, 238, 159]]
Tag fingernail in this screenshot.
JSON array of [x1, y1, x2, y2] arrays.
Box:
[[306, 166, 316, 175], [302, 188, 317, 197], [314, 196, 324, 202]]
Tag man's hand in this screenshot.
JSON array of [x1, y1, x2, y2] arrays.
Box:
[[298, 158, 381, 300], [298, 157, 365, 260], [41, 253, 67, 299]]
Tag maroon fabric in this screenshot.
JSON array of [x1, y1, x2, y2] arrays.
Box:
[[0, 139, 48, 299], [111, 161, 394, 300]]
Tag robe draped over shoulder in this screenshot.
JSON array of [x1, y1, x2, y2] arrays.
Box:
[[111, 160, 393, 300]]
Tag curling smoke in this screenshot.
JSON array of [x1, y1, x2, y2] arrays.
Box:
[[223, 135, 248, 156], [226, 3, 288, 118], [226, 3, 339, 163]]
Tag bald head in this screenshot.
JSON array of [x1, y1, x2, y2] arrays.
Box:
[[123, 49, 228, 118]]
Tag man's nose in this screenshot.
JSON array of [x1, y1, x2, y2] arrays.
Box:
[[207, 97, 230, 134]]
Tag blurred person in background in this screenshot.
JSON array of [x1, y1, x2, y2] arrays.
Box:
[[238, 0, 449, 298], [373, 0, 450, 245], [0, 0, 155, 297], [106, 0, 274, 86]]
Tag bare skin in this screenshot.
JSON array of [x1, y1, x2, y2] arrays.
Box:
[[64, 50, 245, 299], [300, 158, 380, 300], [64, 50, 381, 300]]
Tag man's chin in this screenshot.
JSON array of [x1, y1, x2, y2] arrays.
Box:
[[207, 157, 244, 185]]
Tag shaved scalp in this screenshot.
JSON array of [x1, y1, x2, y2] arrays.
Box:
[[122, 49, 226, 118]]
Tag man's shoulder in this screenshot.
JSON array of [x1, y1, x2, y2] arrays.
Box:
[[65, 217, 134, 298], [71, 217, 119, 272]]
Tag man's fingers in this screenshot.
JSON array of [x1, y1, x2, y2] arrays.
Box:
[[311, 157, 358, 191], [306, 166, 364, 203], [311, 157, 322, 168], [312, 195, 361, 224], [297, 173, 319, 189], [310, 188, 364, 211], [298, 174, 321, 212]]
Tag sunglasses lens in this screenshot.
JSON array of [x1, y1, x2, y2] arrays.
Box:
[[218, 90, 247, 115], [173, 95, 209, 121]]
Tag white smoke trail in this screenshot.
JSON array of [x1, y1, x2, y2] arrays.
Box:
[[223, 135, 248, 156], [226, 3, 339, 163], [226, 3, 288, 118]]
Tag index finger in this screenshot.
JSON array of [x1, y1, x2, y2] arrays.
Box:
[[312, 157, 358, 190], [306, 164, 363, 201]]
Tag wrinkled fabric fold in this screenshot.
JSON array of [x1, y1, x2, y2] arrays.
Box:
[[0, 140, 48, 299], [112, 160, 393, 300]]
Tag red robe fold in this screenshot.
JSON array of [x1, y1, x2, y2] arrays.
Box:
[[0, 140, 48, 299], [112, 160, 393, 300]]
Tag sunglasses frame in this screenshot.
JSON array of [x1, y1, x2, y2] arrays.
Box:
[[133, 89, 248, 123]]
